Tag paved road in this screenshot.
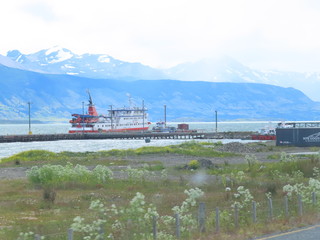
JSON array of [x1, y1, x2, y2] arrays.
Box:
[[256, 224, 320, 240]]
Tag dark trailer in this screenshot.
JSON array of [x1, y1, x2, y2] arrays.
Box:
[[276, 122, 320, 146]]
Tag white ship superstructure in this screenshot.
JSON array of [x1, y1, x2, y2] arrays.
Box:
[[69, 92, 150, 133]]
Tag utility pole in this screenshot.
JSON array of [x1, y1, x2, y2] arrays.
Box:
[[28, 102, 32, 135], [215, 110, 218, 133], [82, 101, 85, 133], [164, 104, 167, 128], [142, 100, 145, 132], [110, 105, 113, 130]]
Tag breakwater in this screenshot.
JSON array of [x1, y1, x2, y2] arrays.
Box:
[[0, 131, 254, 143]]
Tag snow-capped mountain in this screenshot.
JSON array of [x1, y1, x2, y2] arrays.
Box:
[[0, 54, 26, 70], [3, 46, 320, 101], [6, 46, 165, 80], [165, 56, 320, 101], [165, 56, 264, 83]]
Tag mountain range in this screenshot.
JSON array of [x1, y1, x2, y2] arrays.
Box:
[[3, 46, 165, 81], [0, 46, 320, 122], [2, 46, 320, 102]]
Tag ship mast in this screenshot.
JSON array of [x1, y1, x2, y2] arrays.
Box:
[[86, 89, 98, 116], [87, 89, 93, 106], [126, 93, 133, 107]]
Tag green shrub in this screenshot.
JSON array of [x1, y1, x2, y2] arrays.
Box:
[[188, 160, 200, 170], [134, 146, 173, 155], [267, 153, 281, 160], [1, 150, 57, 163], [26, 163, 113, 187]]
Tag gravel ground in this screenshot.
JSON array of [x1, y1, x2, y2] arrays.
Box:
[[0, 167, 30, 180]]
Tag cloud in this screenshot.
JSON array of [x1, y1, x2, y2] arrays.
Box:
[[1, 0, 320, 72], [22, 1, 57, 22]]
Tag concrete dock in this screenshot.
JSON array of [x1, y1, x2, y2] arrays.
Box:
[[0, 131, 253, 143]]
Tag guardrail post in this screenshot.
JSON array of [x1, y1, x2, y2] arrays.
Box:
[[252, 201, 257, 223], [284, 196, 289, 218], [268, 198, 273, 220], [298, 195, 303, 216], [153, 215, 157, 240], [175, 213, 180, 238], [98, 223, 105, 240], [215, 207, 220, 233], [68, 228, 73, 240], [198, 202, 206, 233], [234, 204, 239, 228], [312, 192, 316, 206]]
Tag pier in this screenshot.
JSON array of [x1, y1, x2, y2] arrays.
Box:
[[0, 131, 253, 143]]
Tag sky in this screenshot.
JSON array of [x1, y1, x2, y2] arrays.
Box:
[[1, 0, 320, 72]]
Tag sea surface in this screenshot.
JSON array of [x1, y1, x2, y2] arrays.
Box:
[[0, 122, 277, 135], [0, 121, 277, 159]]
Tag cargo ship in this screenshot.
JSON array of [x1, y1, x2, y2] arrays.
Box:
[[69, 92, 150, 133]]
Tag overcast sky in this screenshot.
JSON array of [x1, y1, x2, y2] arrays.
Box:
[[1, 0, 320, 72]]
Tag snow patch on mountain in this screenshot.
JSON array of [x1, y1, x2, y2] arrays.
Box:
[[0, 54, 26, 70], [45, 46, 66, 56], [46, 47, 73, 64], [63, 64, 75, 69], [16, 55, 22, 63], [98, 55, 110, 63], [67, 72, 79, 75]]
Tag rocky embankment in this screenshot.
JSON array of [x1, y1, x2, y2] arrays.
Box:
[[216, 142, 264, 153]]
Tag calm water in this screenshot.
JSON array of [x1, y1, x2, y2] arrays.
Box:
[[0, 122, 277, 159], [0, 122, 277, 135]]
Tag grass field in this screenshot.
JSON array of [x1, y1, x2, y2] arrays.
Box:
[[1, 141, 320, 239]]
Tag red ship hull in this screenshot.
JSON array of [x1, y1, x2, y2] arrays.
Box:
[[251, 135, 276, 140]]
